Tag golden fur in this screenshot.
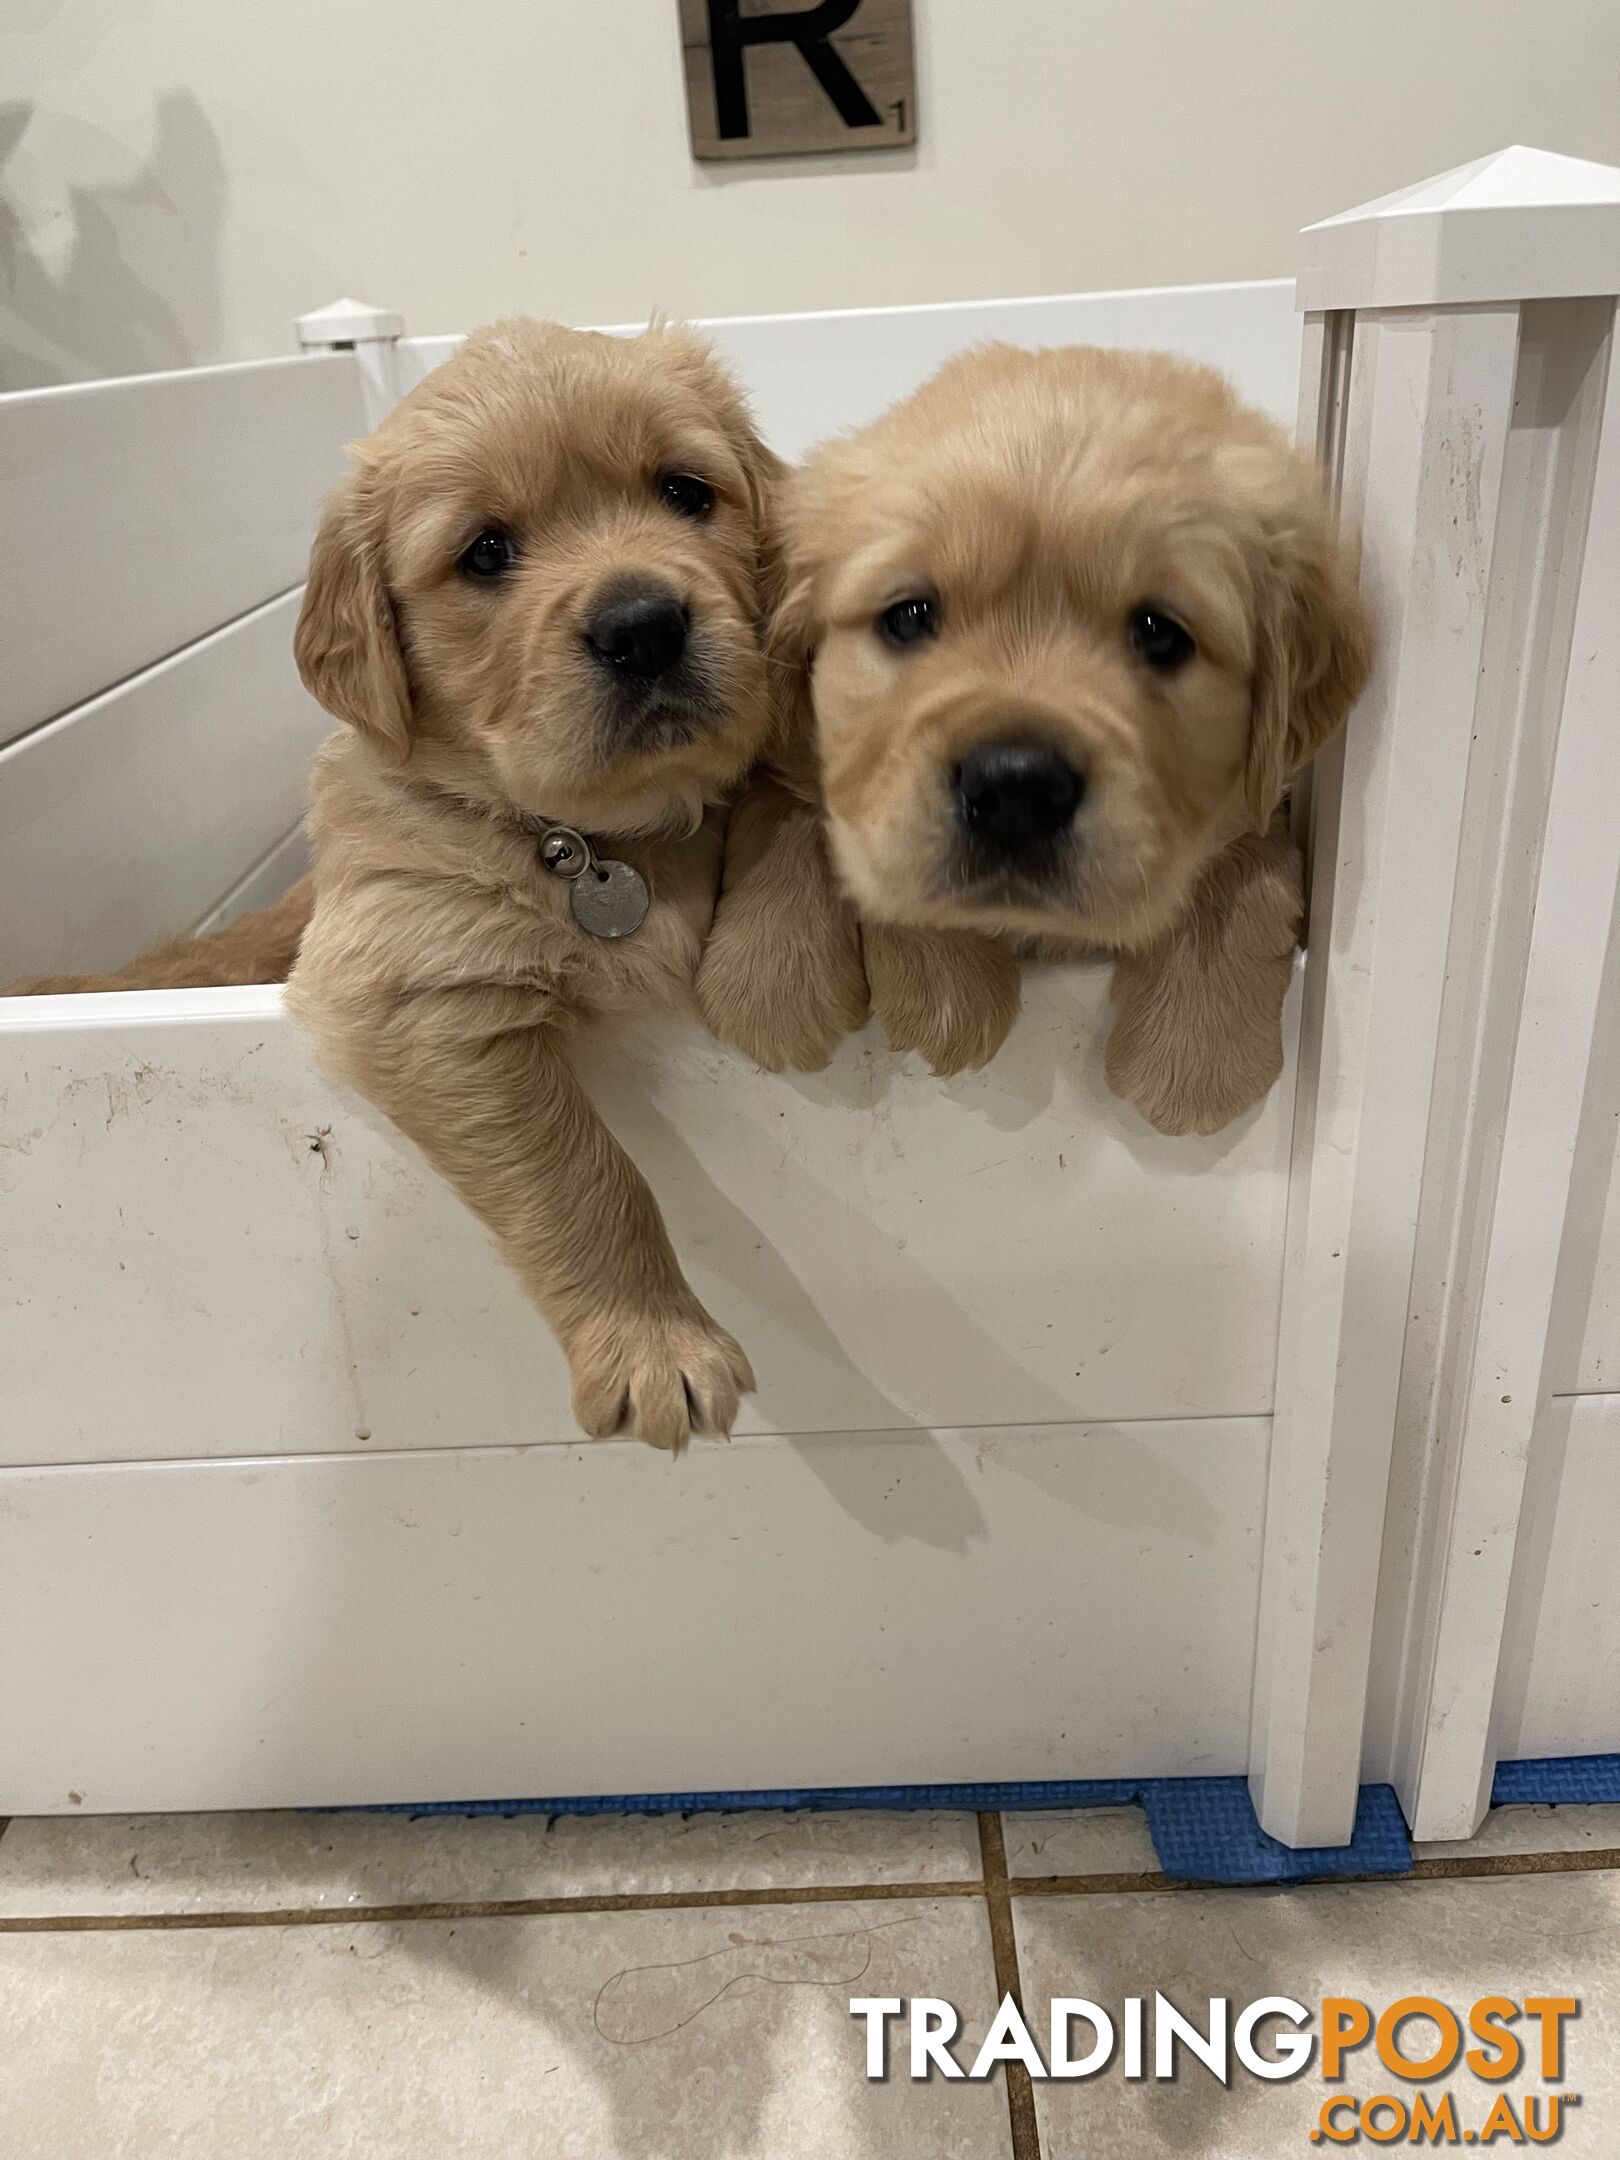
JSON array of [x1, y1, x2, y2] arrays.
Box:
[[2, 876, 312, 996], [289, 319, 862, 1448], [693, 765, 870, 1072], [780, 343, 1372, 1129]]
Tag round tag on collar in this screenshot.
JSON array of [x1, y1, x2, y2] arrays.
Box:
[[569, 857, 651, 939]]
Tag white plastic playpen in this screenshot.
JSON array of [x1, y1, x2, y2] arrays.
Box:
[[2, 147, 1617, 1849]]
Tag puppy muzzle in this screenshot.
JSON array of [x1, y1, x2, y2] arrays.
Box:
[[581, 573, 721, 752], [946, 736, 1085, 896]]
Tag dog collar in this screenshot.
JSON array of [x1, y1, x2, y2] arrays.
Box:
[[400, 777, 652, 942], [534, 821, 651, 940]]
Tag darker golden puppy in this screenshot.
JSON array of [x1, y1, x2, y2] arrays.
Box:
[[289, 319, 863, 1449], [781, 343, 1372, 1130]]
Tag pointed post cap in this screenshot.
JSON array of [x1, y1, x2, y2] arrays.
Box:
[[295, 298, 404, 349], [1299, 145, 1620, 312]]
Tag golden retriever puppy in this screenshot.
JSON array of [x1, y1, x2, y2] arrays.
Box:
[[289, 319, 862, 1449], [2, 876, 312, 996], [779, 343, 1372, 1131]]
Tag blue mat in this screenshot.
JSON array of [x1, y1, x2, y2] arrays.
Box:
[[1138, 1777, 1410, 1885], [1494, 1753, 1620, 1806], [355, 1774, 1414, 1887], [345, 1752, 1620, 1881]]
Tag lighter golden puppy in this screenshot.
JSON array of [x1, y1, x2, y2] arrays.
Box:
[[289, 319, 862, 1449], [781, 344, 1372, 1131]]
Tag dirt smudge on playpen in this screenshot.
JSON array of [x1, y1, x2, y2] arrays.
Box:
[[54, 1053, 263, 1134], [1430, 404, 1490, 605], [58, 1063, 162, 1129], [301, 1125, 376, 1446], [305, 1124, 336, 1189]]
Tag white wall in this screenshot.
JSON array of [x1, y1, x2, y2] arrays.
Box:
[[4, 0, 1618, 388]]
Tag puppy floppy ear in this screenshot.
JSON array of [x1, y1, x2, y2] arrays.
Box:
[[737, 434, 796, 640], [720, 412, 822, 791], [1245, 479, 1373, 830], [294, 462, 413, 759], [754, 469, 829, 796], [654, 322, 785, 568]]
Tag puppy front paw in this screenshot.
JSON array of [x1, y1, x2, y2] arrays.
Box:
[[864, 922, 1021, 1076], [568, 1301, 757, 1452], [1105, 1001, 1286, 1136], [1104, 822, 1302, 1136], [697, 895, 869, 1072]]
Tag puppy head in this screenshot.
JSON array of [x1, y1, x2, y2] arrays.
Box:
[[295, 319, 783, 834], [785, 344, 1370, 947]]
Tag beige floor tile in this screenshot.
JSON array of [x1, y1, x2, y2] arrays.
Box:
[[1419, 1801, 1620, 1862], [0, 1896, 1009, 2160], [0, 1806, 981, 1917], [1015, 1870, 1619, 2156], [1001, 1806, 1159, 1879]]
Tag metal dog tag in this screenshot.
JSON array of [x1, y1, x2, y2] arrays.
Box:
[[569, 857, 650, 939]]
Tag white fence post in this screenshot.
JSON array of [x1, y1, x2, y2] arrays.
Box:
[[1250, 147, 1620, 1848], [295, 297, 407, 430]]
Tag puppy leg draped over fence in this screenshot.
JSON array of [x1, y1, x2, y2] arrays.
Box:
[[1252, 148, 1620, 1846]]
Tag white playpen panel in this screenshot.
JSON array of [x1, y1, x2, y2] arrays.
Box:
[[1490, 1394, 1620, 1760], [0, 594, 329, 982], [0, 352, 364, 747], [1546, 1000, 1620, 1396], [0, 972, 1293, 1469], [0, 272, 1307, 1821], [392, 278, 1304, 448], [193, 824, 313, 939], [0, 1418, 1268, 1816]]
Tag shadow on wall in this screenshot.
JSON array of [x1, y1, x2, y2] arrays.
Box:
[[0, 89, 225, 391]]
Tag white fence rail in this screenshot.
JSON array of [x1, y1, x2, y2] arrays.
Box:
[[1258, 147, 1620, 1844], [0, 352, 364, 749]]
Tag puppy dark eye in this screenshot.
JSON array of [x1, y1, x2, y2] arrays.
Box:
[[658, 472, 715, 520], [878, 596, 938, 648], [1129, 605, 1194, 671], [460, 529, 515, 581]]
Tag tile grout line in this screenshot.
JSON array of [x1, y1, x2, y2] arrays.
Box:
[[1390, 1846, 1620, 1884], [978, 1814, 1042, 2160], [1006, 1845, 1620, 1896], [1009, 1870, 1175, 1898], [0, 1876, 990, 1934], [4, 1839, 1618, 1934]]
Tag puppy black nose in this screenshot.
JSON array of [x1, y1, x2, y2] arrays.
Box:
[[584, 586, 689, 681], [954, 743, 1085, 854]]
